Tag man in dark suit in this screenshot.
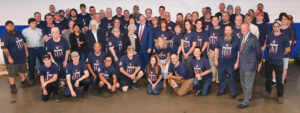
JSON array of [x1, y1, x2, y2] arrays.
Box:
[[136, 15, 153, 71], [85, 20, 107, 53], [237, 23, 262, 109]]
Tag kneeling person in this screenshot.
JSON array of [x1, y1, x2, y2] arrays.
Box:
[[98, 55, 120, 96], [64, 51, 90, 98], [119, 45, 144, 92], [39, 54, 59, 101]]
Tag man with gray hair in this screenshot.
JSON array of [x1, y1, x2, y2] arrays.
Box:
[[237, 23, 262, 109]]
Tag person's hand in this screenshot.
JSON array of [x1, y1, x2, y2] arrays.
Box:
[[26, 51, 29, 58], [43, 89, 48, 95], [130, 74, 135, 80], [111, 85, 116, 92], [134, 51, 137, 55], [78, 44, 81, 47], [43, 35, 51, 42], [196, 74, 202, 80], [114, 57, 118, 62], [93, 75, 97, 82], [234, 63, 239, 70], [184, 53, 188, 59], [161, 64, 166, 71], [152, 84, 155, 91], [8, 57, 14, 64], [41, 82, 48, 89], [71, 90, 77, 97], [75, 80, 79, 87], [147, 49, 151, 54], [63, 60, 68, 68], [107, 84, 112, 90], [214, 60, 218, 67], [52, 60, 58, 66]]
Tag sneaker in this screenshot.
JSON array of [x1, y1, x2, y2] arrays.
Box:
[[194, 90, 201, 96], [29, 80, 35, 86], [131, 83, 139, 90], [272, 81, 277, 87], [21, 80, 30, 87], [217, 92, 225, 96], [54, 94, 60, 102], [98, 88, 103, 97], [277, 97, 284, 104], [10, 84, 17, 94]]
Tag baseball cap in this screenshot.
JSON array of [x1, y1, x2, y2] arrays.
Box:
[[71, 51, 80, 58], [227, 5, 233, 10], [42, 54, 51, 60], [256, 11, 264, 17], [5, 20, 14, 26], [273, 19, 282, 26], [127, 45, 134, 50]]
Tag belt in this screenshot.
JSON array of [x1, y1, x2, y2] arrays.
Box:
[[28, 47, 43, 49]]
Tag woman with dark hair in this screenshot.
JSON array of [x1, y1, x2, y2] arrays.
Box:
[[152, 17, 159, 35], [195, 19, 209, 58], [154, 18, 172, 43], [192, 46, 212, 96], [107, 18, 125, 37], [181, 20, 196, 74], [69, 24, 86, 62], [146, 55, 163, 95]]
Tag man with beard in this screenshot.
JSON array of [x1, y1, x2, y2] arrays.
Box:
[[1, 21, 30, 94], [130, 5, 142, 22], [215, 25, 240, 99]]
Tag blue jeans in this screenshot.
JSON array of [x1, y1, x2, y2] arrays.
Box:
[[147, 81, 163, 95], [193, 75, 212, 96], [64, 78, 90, 97], [217, 67, 237, 96], [138, 51, 149, 71], [80, 53, 86, 63], [28, 47, 46, 80]]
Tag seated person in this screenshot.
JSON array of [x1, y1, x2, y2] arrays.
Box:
[[64, 51, 90, 98], [146, 55, 163, 95], [167, 53, 194, 96], [39, 54, 60, 101], [119, 45, 144, 92], [97, 55, 120, 96]]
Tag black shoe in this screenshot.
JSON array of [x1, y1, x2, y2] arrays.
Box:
[[98, 89, 103, 97], [21, 80, 30, 87], [272, 81, 277, 87], [217, 92, 225, 96], [54, 94, 60, 102], [238, 98, 244, 102], [194, 90, 201, 96], [82, 91, 88, 99], [131, 83, 139, 90], [237, 104, 249, 109], [10, 84, 17, 94], [231, 95, 237, 99]]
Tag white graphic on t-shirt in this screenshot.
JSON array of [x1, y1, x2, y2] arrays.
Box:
[[270, 39, 279, 55], [15, 37, 24, 50], [54, 46, 63, 58], [209, 33, 218, 44], [94, 60, 100, 71], [158, 51, 166, 60], [127, 62, 135, 74], [184, 37, 191, 48], [196, 35, 203, 47], [222, 43, 232, 57], [118, 41, 122, 51], [161, 34, 167, 40], [72, 68, 81, 81], [108, 23, 113, 29], [149, 70, 157, 82], [45, 71, 53, 81], [103, 70, 110, 79], [169, 38, 174, 48], [194, 64, 203, 74]]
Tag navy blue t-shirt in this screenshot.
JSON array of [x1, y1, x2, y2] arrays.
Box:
[[86, 51, 106, 73], [101, 17, 114, 32], [119, 55, 140, 80], [195, 31, 209, 57], [233, 26, 242, 39], [38, 63, 58, 82], [167, 21, 175, 31], [154, 30, 173, 40], [146, 66, 162, 82], [1, 31, 27, 64], [78, 13, 92, 27], [266, 33, 290, 66], [146, 20, 153, 26], [255, 22, 270, 47], [98, 63, 116, 80], [168, 62, 193, 80], [182, 31, 197, 53], [192, 58, 211, 77], [66, 61, 87, 83], [281, 28, 293, 58], [204, 21, 213, 31], [153, 46, 170, 60], [108, 35, 123, 58], [107, 27, 126, 37], [169, 33, 182, 54], [45, 37, 70, 63], [53, 20, 68, 30], [216, 37, 240, 69], [208, 27, 224, 50], [113, 15, 125, 23]]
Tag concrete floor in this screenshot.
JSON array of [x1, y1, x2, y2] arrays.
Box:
[[0, 64, 299, 113]]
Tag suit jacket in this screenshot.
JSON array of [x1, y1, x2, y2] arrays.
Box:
[[69, 32, 86, 54], [121, 34, 140, 56], [136, 24, 153, 53], [85, 29, 107, 52], [239, 32, 262, 71]]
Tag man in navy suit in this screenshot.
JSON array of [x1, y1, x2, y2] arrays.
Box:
[[237, 23, 262, 109], [136, 15, 153, 71]]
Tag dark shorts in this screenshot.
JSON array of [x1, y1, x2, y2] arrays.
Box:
[[6, 63, 27, 77], [95, 77, 114, 85], [119, 78, 132, 87]]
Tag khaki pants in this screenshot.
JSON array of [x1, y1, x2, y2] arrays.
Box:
[[169, 78, 194, 96], [209, 49, 218, 83]]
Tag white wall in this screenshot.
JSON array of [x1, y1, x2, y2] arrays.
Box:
[[0, 0, 299, 25]]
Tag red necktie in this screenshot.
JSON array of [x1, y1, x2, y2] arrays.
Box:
[[138, 25, 143, 43]]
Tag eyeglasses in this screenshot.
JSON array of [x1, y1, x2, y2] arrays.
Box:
[[272, 26, 280, 28]]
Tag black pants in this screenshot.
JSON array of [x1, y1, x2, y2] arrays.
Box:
[[265, 61, 284, 97], [41, 82, 58, 101], [64, 78, 91, 97]]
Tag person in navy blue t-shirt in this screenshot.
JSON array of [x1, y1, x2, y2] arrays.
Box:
[[42, 14, 57, 42], [195, 19, 209, 58], [168, 53, 194, 96], [192, 47, 212, 96], [64, 51, 90, 98], [215, 25, 240, 98], [181, 20, 197, 75], [145, 8, 153, 26], [233, 15, 243, 39], [108, 28, 123, 62], [107, 18, 126, 37], [119, 46, 144, 92], [97, 55, 120, 96], [207, 16, 224, 83], [86, 43, 106, 88], [169, 23, 182, 54], [39, 54, 59, 101], [113, 7, 125, 22], [101, 8, 114, 32], [1, 21, 30, 94], [154, 19, 173, 43], [153, 37, 170, 88], [146, 55, 163, 95], [78, 4, 92, 33], [264, 21, 290, 104], [46, 27, 70, 86]]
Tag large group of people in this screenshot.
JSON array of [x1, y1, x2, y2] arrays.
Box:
[[1, 2, 298, 109]]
